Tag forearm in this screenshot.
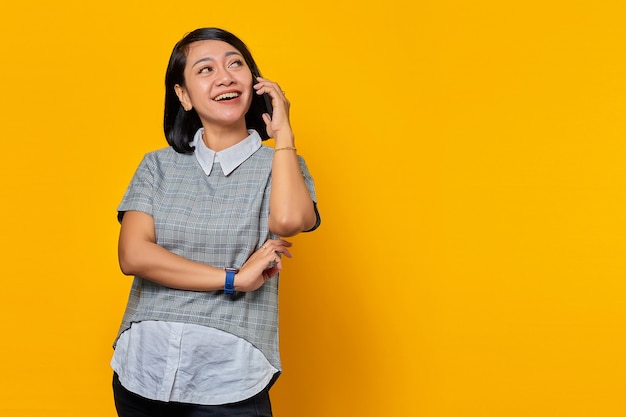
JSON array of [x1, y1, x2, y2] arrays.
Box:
[[253, 77, 317, 236], [119, 239, 225, 291], [269, 134, 317, 236], [118, 211, 225, 291]]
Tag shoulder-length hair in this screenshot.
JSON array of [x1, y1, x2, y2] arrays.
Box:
[[164, 28, 269, 154]]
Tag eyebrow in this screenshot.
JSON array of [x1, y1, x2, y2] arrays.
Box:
[[191, 51, 243, 68]]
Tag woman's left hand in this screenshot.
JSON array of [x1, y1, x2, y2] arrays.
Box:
[[254, 76, 292, 139], [234, 239, 293, 292]]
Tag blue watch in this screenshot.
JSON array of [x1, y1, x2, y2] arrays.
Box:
[[224, 268, 238, 295]]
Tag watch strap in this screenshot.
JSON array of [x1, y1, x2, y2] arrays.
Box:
[[224, 268, 237, 295]]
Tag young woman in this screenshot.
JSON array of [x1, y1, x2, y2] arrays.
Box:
[[111, 28, 320, 417]]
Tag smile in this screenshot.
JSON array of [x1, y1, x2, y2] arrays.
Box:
[[213, 92, 241, 101]]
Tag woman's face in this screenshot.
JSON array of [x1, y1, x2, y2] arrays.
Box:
[[175, 40, 253, 130]]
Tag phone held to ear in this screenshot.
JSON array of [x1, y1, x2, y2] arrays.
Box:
[[262, 92, 273, 118], [254, 72, 273, 117]]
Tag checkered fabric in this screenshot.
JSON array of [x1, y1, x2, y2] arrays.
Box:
[[114, 144, 317, 370]]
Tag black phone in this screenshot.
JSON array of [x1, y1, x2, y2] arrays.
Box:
[[254, 72, 273, 117]]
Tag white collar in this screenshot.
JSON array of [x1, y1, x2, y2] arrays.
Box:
[[192, 129, 262, 175]]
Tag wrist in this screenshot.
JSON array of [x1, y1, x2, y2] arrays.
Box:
[[273, 131, 294, 146], [224, 268, 239, 295], [274, 146, 297, 153]]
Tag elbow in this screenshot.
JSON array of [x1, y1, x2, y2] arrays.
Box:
[[269, 210, 318, 237], [118, 245, 140, 276], [118, 257, 133, 276], [269, 217, 303, 237], [119, 260, 134, 276]]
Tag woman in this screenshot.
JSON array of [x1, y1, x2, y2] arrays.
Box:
[[111, 28, 320, 417]]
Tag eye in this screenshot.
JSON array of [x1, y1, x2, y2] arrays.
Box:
[[228, 59, 244, 68], [198, 65, 213, 74]]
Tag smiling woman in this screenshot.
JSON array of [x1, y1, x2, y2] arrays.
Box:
[[163, 28, 272, 154], [111, 27, 320, 417], [173, 41, 254, 150]]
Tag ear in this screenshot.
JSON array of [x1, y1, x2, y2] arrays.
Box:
[[174, 84, 192, 111]]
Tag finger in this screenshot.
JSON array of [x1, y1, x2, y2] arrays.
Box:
[[268, 239, 292, 247], [262, 244, 292, 259], [262, 239, 292, 248], [264, 266, 279, 280], [253, 75, 271, 86], [274, 248, 292, 258], [254, 79, 286, 99], [266, 255, 282, 270], [260, 241, 292, 259], [269, 258, 282, 272], [254, 76, 277, 87]]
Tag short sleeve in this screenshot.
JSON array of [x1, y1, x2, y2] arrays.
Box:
[[117, 154, 157, 223], [298, 155, 321, 232]]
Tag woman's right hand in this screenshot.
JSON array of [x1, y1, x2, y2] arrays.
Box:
[[235, 239, 293, 292]]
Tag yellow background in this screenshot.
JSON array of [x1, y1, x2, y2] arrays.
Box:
[[1, 1, 625, 416]]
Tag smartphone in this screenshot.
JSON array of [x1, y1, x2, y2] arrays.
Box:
[[262, 92, 273, 118], [254, 72, 273, 117]]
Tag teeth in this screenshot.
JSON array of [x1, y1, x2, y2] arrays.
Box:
[[214, 92, 240, 101]]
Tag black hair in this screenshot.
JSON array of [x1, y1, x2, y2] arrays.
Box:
[[164, 28, 269, 154]]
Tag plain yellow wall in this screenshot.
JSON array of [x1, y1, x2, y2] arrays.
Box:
[[1, 1, 625, 416]]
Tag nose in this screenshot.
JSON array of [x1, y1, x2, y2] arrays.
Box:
[[216, 67, 235, 86]]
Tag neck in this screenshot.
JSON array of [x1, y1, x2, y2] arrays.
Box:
[[201, 123, 249, 152]]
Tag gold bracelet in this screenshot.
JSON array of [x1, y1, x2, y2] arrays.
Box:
[[274, 146, 297, 152]]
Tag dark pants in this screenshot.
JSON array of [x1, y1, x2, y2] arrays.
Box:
[[113, 373, 273, 417]]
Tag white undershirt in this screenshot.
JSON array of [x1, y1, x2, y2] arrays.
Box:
[[111, 321, 277, 405]]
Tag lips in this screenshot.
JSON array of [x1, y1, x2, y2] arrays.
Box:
[[213, 91, 241, 101]]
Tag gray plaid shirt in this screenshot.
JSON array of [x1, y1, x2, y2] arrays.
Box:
[[114, 129, 318, 371]]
